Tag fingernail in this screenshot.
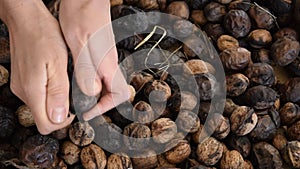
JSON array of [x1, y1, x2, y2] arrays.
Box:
[[52, 107, 67, 123]]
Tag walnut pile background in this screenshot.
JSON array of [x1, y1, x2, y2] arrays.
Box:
[[1, 0, 300, 169]]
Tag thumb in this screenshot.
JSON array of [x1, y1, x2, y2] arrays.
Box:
[[46, 60, 70, 124]]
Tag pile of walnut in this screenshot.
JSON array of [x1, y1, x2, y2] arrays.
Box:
[[1, 0, 300, 169]]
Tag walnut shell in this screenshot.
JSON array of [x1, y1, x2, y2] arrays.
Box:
[[166, 1, 189, 19], [151, 118, 177, 144], [123, 122, 151, 151], [132, 150, 158, 169], [217, 35, 239, 51], [197, 137, 223, 166], [110, 0, 123, 7], [220, 150, 244, 169], [164, 139, 191, 164], [0, 65, 8, 87], [144, 80, 172, 102], [177, 110, 200, 133], [130, 71, 153, 91], [107, 153, 132, 169], [69, 122, 95, 146], [132, 101, 155, 124], [61, 141, 80, 165], [184, 59, 215, 75], [16, 105, 35, 127], [80, 144, 107, 169]]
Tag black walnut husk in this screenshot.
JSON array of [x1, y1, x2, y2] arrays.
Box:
[[281, 77, 300, 105], [247, 29, 272, 48], [248, 5, 275, 30], [245, 63, 275, 86], [19, 134, 59, 168], [204, 2, 227, 23], [217, 34, 239, 51], [283, 141, 300, 168], [220, 47, 251, 71], [279, 102, 300, 126], [223, 9, 251, 38], [287, 120, 300, 141], [203, 23, 225, 42], [226, 73, 249, 97], [226, 134, 251, 158]]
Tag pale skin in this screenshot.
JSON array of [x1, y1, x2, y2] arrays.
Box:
[[0, 0, 129, 134]]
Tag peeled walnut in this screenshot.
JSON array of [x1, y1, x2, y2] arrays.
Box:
[[138, 0, 159, 10], [151, 118, 177, 144], [220, 150, 244, 169], [80, 144, 107, 169], [220, 47, 251, 71], [130, 71, 153, 91], [69, 122, 95, 147], [166, 1, 189, 19], [107, 153, 132, 169], [132, 101, 155, 124], [16, 105, 35, 127], [217, 35, 239, 51], [168, 91, 198, 112], [279, 102, 300, 126], [123, 122, 151, 151], [252, 142, 283, 169], [226, 73, 249, 97], [271, 37, 300, 66], [164, 139, 191, 164], [287, 120, 300, 140], [0, 65, 8, 86], [248, 5, 275, 30], [20, 134, 59, 168], [223, 10, 251, 38], [243, 85, 278, 110], [197, 137, 223, 166], [204, 2, 226, 22], [272, 128, 288, 152], [245, 63, 275, 86], [283, 141, 300, 168], [177, 110, 200, 133], [227, 134, 251, 158], [191, 10, 207, 26], [248, 29, 272, 48], [132, 149, 158, 169], [184, 59, 215, 75], [61, 141, 80, 165], [144, 80, 171, 102], [230, 106, 257, 136]]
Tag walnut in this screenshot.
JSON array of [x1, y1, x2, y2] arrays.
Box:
[[191, 10, 207, 26], [220, 47, 251, 71], [168, 91, 198, 112], [151, 118, 177, 144], [80, 144, 107, 169], [217, 35, 239, 51], [184, 59, 215, 75], [16, 105, 35, 127], [132, 149, 158, 169], [226, 73, 249, 97], [128, 85, 136, 102], [69, 122, 95, 147], [247, 29, 272, 48], [279, 102, 300, 126], [138, 0, 159, 10], [220, 150, 244, 169], [204, 2, 226, 22], [166, 1, 190, 19], [272, 128, 288, 152], [110, 0, 123, 7], [283, 141, 300, 168], [223, 10, 251, 38], [61, 141, 80, 165], [130, 71, 153, 91], [196, 137, 223, 166], [144, 80, 172, 102], [132, 101, 155, 124], [107, 153, 133, 169], [51, 125, 70, 140], [192, 125, 206, 144], [157, 154, 176, 168], [212, 115, 230, 140], [123, 122, 151, 151], [0, 65, 8, 87], [177, 110, 200, 133], [164, 139, 191, 164]]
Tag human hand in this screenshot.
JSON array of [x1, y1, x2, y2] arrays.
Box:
[[0, 0, 74, 134], [59, 0, 130, 121]]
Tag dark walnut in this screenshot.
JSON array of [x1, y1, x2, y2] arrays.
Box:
[[172, 19, 194, 38], [203, 23, 225, 42], [151, 118, 177, 144], [0, 37, 10, 63], [132, 101, 155, 124], [251, 48, 271, 64], [273, 27, 298, 41], [177, 110, 200, 133], [19, 134, 59, 168], [168, 91, 198, 112], [189, 0, 210, 9], [245, 63, 275, 86], [279, 102, 300, 126], [164, 139, 191, 164], [228, 0, 251, 11], [16, 105, 35, 127], [61, 141, 80, 165], [107, 153, 133, 169], [80, 144, 107, 169], [204, 2, 227, 22], [227, 134, 251, 158], [94, 123, 122, 152], [184, 59, 215, 75], [217, 35, 239, 51], [272, 128, 288, 152], [270, 0, 292, 15], [144, 80, 172, 102], [230, 106, 258, 136], [226, 73, 249, 97], [223, 10, 251, 38], [248, 5, 275, 30], [69, 122, 95, 147], [51, 125, 70, 140], [249, 113, 278, 142], [223, 98, 239, 117], [123, 122, 151, 151], [191, 10, 207, 26], [138, 0, 159, 10], [283, 141, 300, 168], [0, 106, 16, 138], [182, 36, 206, 58], [247, 29, 272, 48], [243, 85, 278, 110], [157, 154, 177, 168], [287, 57, 300, 76], [132, 149, 158, 169], [0, 65, 8, 86], [252, 142, 283, 169], [271, 37, 300, 66], [197, 137, 223, 166], [281, 78, 300, 105], [166, 1, 189, 19], [287, 120, 300, 141], [194, 73, 216, 101], [220, 150, 244, 169], [129, 71, 153, 91], [212, 115, 230, 140], [220, 47, 251, 71]]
